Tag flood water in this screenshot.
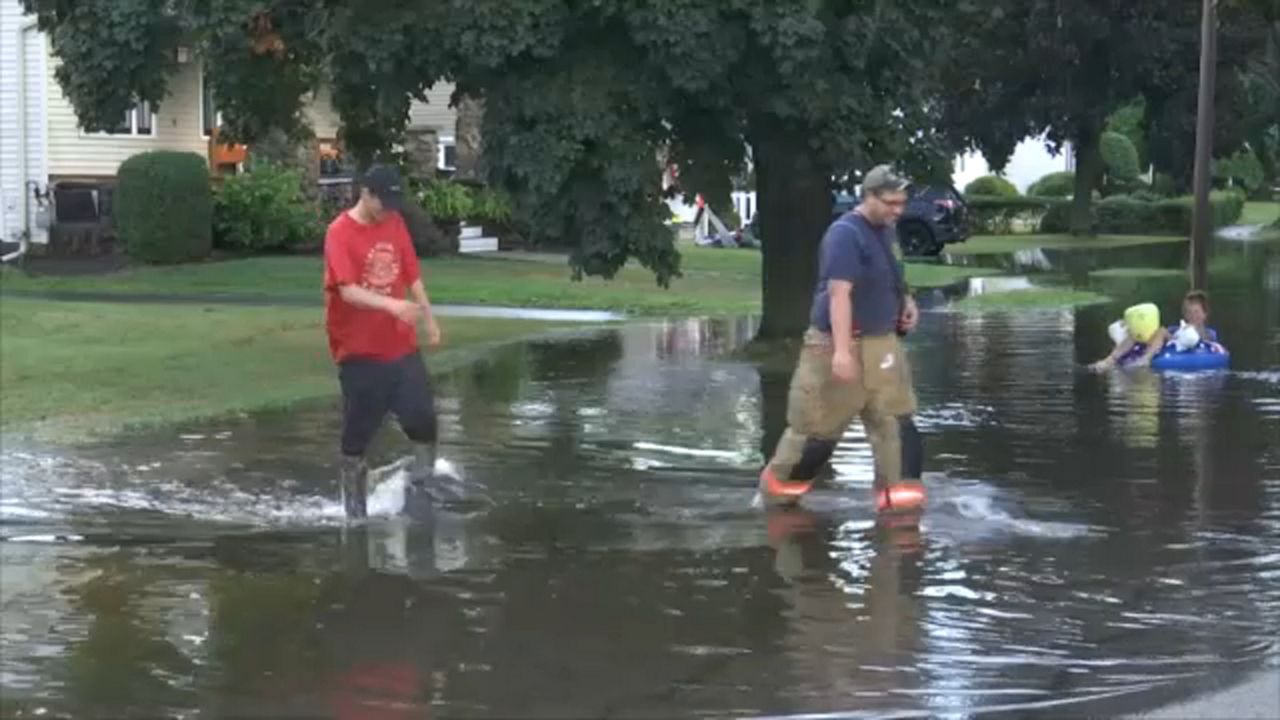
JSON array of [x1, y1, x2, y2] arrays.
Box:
[[2, 239, 1279, 718]]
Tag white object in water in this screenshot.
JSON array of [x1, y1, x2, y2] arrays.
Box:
[[1172, 321, 1201, 352], [1108, 320, 1129, 346]]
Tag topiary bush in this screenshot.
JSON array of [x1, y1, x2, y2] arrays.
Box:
[[115, 150, 213, 263], [1027, 171, 1075, 198], [964, 175, 1019, 198], [1039, 191, 1245, 235], [1101, 131, 1141, 184], [213, 162, 322, 253]]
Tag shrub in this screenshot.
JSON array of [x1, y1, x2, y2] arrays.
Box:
[[115, 151, 212, 263], [1095, 195, 1158, 234], [1101, 131, 1141, 184], [418, 179, 473, 224], [470, 186, 514, 226], [1038, 191, 1245, 235], [1028, 171, 1075, 198], [966, 195, 1067, 235], [1039, 202, 1090, 234], [213, 162, 322, 253], [964, 175, 1019, 198]]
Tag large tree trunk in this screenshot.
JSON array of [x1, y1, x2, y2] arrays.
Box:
[[1069, 125, 1105, 236], [750, 130, 833, 340], [454, 94, 486, 183]]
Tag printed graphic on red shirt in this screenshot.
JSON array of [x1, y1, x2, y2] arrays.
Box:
[[361, 241, 402, 295]]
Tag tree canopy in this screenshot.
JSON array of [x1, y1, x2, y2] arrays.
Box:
[[936, 0, 1272, 233], [22, 0, 1277, 336]]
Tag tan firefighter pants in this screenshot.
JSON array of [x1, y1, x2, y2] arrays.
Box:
[[766, 329, 918, 491]]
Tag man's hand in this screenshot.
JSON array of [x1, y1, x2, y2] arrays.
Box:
[[832, 348, 859, 383], [899, 295, 920, 333], [424, 312, 442, 347], [388, 299, 423, 325]]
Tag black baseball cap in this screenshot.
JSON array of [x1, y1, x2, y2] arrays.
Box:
[[361, 164, 405, 211]]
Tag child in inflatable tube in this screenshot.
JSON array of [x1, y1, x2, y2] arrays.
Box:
[[1089, 290, 1226, 372]]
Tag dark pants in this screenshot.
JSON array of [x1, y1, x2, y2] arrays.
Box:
[[338, 351, 437, 457]]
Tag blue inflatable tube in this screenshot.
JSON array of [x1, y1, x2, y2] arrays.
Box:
[[1149, 347, 1230, 371]]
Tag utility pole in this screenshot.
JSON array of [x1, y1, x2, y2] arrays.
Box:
[[1190, 0, 1218, 290]]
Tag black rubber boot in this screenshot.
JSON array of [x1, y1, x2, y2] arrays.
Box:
[[404, 443, 437, 519], [340, 455, 368, 520]]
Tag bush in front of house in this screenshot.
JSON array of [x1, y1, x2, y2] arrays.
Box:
[[1027, 171, 1076, 198], [213, 162, 322, 253], [964, 175, 1019, 198], [115, 150, 213, 263]]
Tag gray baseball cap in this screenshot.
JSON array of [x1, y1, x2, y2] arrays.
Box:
[[862, 164, 910, 196]]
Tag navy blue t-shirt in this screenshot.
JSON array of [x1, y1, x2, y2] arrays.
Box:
[[809, 212, 905, 336]]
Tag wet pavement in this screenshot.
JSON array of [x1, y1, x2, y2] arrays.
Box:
[[2, 239, 1279, 718]]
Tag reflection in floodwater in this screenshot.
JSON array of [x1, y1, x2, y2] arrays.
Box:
[[1, 241, 1279, 718]]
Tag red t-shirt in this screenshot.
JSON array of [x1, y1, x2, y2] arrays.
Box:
[[323, 210, 421, 363]]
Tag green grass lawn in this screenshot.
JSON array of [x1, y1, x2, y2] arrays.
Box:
[[954, 288, 1110, 310], [0, 298, 570, 444], [1242, 201, 1279, 226], [945, 234, 1183, 256], [0, 246, 986, 316]]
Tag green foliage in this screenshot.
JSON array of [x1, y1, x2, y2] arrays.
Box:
[[1101, 131, 1141, 183], [22, 0, 181, 133], [417, 180, 473, 225], [1039, 191, 1245, 235], [114, 151, 212, 264], [1028, 172, 1076, 198], [213, 163, 321, 252], [1150, 173, 1179, 197], [936, 0, 1270, 234], [1106, 99, 1148, 167], [964, 175, 1019, 197], [470, 187, 514, 227], [964, 196, 1067, 235], [1214, 147, 1266, 195]]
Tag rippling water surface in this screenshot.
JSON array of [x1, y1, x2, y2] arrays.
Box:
[[2, 241, 1278, 718]]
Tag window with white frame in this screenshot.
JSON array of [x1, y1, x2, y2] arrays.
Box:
[[87, 100, 154, 136], [438, 136, 457, 171]]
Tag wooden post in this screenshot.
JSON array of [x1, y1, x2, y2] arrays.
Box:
[[1189, 0, 1218, 290]]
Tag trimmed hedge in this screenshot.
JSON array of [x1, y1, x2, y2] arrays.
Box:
[[964, 175, 1019, 198], [966, 195, 1067, 235], [1039, 191, 1246, 235], [1027, 171, 1075, 198], [115, 151, 213, 263]]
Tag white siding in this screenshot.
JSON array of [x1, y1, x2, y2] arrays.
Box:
[[45, 54, 208, 178], [0, 2, 26, 240], [21, 24, 48, 244], [409, 82, 457, 133]]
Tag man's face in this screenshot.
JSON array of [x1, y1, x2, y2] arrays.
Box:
[[1183, 300, 1207, 326], [865, 190, 908, 226]]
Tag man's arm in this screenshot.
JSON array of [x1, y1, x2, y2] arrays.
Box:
[[409, 277, 442, 346], [830, 279, 855, 352], [339, 284, 422, 324]]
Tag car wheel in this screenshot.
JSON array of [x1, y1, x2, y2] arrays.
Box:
[[898, 222, 941, 257]]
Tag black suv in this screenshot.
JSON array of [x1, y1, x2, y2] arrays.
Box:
[[832, 183, 969, 256]]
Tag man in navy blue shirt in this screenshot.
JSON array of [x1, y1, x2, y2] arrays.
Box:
[[759, 165, 926, 518]]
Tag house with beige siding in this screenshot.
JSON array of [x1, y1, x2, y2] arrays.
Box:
[[0, 3, 457, 254]]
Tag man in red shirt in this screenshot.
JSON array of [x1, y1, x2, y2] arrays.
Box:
[[324, 164, 443, 519]]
